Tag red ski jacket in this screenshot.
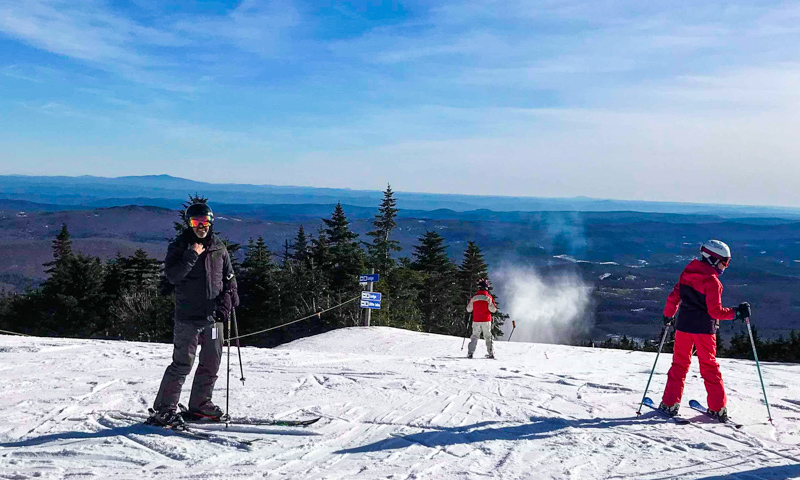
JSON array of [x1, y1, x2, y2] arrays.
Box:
[[467, 290, 497, 323], [664, 259, 735, 334]]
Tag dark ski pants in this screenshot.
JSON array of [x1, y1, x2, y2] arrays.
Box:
[[153, 321, 224, 412], [662, 330, 727, 411]]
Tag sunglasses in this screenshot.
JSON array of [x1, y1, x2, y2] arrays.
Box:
[[189, 216, 212, 228]]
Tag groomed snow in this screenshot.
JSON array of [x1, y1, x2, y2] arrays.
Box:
[[1, 327, 799, 479]]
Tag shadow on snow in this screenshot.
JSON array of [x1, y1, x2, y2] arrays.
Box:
[[691, 463, 800, 480], [1, 422, 316, 448], [335, 414, 663, 454]]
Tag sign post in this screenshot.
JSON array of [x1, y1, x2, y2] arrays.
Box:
[[359, 270, 381, 325]]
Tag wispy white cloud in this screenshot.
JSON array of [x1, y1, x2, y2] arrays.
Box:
[[0, 0, 181, 65], [174, 0, 303, 58]]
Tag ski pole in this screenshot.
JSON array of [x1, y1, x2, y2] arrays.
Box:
[[745, 317, 773, 424], [232, 308, 245, 385], [508, 321, 516, 341], [461, 313, 471, 350], [225, 312, 231, 426], [636, 323, 672, 415]]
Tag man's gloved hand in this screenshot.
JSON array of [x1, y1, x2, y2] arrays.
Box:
[[230, 288, 239, 309], [215, 292, 232, 321], [663, 315, 675, 326], [734, 302, 751, 321]]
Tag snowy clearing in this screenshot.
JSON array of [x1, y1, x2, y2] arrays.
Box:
[[1, 327, 799, 479]]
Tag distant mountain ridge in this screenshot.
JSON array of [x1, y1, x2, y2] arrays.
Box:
[[1, 174, 800, 219]]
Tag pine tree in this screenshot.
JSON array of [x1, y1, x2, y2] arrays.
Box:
[[379, 258, 424, 331], [121, 249, 162, 291], [321, 204, 365, 327], [366, 184, 401, 276], [412, 231, 458, 334], [41, 252, 106, 337], [458, 242, 488, 302], [457, 241, 507, 337], [236, 237, 281, 344], [43, 224, 73, 275], [292, 225, 310, 264], [310, 227, 332, 305], [365, 185, 402, 327], [273, 226, 318, 342]]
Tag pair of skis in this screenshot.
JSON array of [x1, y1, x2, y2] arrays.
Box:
[[641, 397, 742, 428], [110, 408, 321, 448], [175, 403, 321, 427]]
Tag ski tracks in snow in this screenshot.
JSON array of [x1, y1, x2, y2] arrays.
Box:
[[1, 329, 799, 479]]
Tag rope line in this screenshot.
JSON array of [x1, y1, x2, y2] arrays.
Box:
[[0, 328, 31, 337], [226, 296, 360, 342]]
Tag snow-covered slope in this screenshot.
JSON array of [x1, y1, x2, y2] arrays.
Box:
[[1, 327, 798, 479]]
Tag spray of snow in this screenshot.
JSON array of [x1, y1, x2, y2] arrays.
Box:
[[494, 265, 594, 344]]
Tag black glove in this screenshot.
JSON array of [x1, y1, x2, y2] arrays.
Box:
[[663, 315, 675, 326], [229, 287, 239, 309], [215, 291, 232, 320], [734, 302, 751, 321]]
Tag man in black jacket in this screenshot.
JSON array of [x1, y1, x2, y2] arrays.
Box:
[[150, 202, 238, 427]]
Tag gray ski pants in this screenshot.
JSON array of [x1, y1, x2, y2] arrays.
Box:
[[468, 321, 493, 356], [153, 321, 224, 412]]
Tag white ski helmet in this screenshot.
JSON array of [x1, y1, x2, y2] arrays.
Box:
[[700, 239, 731, 265]]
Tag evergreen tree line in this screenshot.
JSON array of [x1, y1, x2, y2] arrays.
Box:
[[0, 187, 507, 346], [584, 327, 800, 363]]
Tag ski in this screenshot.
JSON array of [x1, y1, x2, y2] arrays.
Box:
[[688, 400, 743, 429], [106, 412, 256, 448], [641, 397, 691, 424], [190, 416, 321, 427], [177, 404, 320, 427]]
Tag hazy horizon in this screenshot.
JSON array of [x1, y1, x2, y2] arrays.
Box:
[[3, 173, 800, 214]]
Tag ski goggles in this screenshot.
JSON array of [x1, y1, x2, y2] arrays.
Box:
[[189, 216, 212, 228]]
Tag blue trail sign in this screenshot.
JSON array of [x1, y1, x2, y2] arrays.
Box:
[[361, 292, 382, 301]]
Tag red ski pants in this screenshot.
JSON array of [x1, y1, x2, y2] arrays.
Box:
[[661, 330, 727, 411]]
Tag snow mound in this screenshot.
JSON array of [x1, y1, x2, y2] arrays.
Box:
[[1, 329, 799, 480]]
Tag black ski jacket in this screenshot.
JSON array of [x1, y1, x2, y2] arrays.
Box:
[[164, 229, 236, 325]]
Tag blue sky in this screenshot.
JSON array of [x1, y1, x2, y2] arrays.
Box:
[[1, 0, 800, 207]]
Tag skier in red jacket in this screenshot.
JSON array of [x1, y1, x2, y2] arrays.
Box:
[[466, 278, 498, 359], [658, 240, 751, 421]]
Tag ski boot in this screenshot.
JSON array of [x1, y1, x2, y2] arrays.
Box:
[[182, 403, 227, 422], [467, 352, 473, 359], [706, 407, 728, 422], [485, 353, 495, 359], [146, 407, 186, 429], [658, 402, 680, 417]]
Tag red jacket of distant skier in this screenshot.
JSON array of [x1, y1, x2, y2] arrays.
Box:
[[664, 259, 735, 334], [467, 290, 498, 322]]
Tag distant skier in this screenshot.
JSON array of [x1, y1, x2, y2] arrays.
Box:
[[658, 240, 750, 421], [466, 278, 498, 359], [150, 202, 239, 427]]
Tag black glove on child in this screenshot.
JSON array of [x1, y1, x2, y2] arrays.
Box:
[[734, 302, 751, 321], [663, 315, 675, 326]]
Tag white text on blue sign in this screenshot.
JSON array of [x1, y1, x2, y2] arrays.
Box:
[[360, 300, 381, 309]]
